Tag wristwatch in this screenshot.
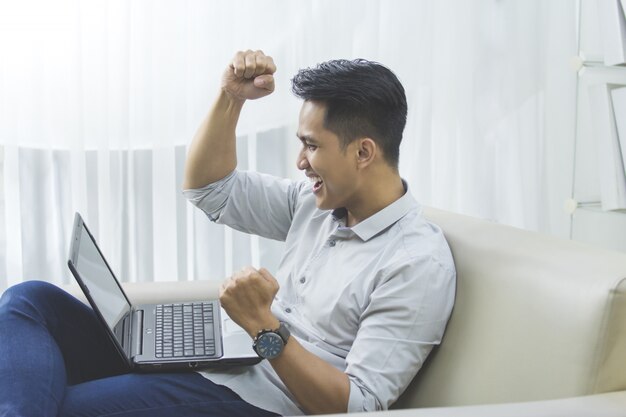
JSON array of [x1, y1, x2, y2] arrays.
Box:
[[252, 322, 290, 360]]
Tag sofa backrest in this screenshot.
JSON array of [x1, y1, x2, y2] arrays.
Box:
[[394, 207, 626, 409]]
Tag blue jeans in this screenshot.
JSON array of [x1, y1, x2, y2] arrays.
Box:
[[0, 281, 280, 417]]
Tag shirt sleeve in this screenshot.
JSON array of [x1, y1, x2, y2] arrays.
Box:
[[345, 255, 456, 412], [183, 170, 307, 241]]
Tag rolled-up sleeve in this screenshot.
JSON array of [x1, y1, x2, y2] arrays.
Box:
[[183, 170, 306, 241], [344, 256, 456, 412]]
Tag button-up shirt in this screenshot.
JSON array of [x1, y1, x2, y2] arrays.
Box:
[[183, 170, 456, 416]]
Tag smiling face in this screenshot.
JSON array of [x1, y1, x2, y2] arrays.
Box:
[[296, 100, 361, 211]]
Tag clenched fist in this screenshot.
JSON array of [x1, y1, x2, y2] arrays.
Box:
[[219, 266, 280, 338], [221, 50, 276, 101]]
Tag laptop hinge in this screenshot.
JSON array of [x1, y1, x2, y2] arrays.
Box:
[[131, 309, 144, 358]]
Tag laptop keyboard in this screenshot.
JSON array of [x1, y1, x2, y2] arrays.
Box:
[[155, 302, 216, 358]]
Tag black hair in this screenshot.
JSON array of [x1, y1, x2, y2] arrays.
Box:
[[291, 59, 407, 168]]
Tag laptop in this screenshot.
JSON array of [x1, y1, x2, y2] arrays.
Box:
[[67, 212, 261, 371]]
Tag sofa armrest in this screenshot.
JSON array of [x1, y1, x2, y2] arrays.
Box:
[[62, 280, 223, 306], [316, 391, 626, 417]]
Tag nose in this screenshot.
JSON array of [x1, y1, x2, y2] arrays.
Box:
[[296, 148, 309, 171]]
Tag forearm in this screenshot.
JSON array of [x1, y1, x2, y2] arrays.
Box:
[[270, 336, 350, 415], [183, 90, 244, 190], [221, 268, 351, 415]]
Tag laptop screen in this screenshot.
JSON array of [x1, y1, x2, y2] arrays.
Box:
[[72, 220, 131, 336]]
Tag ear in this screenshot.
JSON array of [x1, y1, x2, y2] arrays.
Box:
[[355, 138, 377, 168]]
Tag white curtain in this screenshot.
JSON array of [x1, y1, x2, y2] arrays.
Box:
[[0, 0, 577, 290]]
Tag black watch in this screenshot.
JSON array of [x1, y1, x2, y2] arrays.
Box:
[[252, 322, 290, 360]]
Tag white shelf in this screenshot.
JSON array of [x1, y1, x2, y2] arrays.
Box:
[[571, 0, 626, 252], [573, 66, 626, 204]]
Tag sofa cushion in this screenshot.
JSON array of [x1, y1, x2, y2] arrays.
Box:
[[394, 207, 626, 408]]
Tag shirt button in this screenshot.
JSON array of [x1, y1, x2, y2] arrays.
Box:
[[299, 277, 306, 284], [328, 240, 336, 247], [285, 308, 292, 313]]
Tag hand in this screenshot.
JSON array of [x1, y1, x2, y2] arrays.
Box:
[[221, 50, 276, 102], [219, 266, 280, 337]]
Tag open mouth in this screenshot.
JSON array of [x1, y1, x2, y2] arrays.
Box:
[[310, 176, 324, 193]]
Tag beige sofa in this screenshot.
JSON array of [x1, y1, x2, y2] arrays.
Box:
[[67, 207, 626, 416]]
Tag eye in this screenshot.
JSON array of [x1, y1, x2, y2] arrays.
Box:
[[306, 143, 318, 151]]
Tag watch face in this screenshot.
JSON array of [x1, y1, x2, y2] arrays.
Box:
[[255, 332, 284, 359]]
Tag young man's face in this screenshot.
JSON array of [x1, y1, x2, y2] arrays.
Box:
[[296, 100, 360, 211]]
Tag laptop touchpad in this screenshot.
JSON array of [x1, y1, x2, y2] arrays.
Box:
[[223, 317, 246, 334]]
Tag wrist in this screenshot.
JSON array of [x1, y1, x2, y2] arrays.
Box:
[[245, 315, 280, 339], [219, 87, 246, 107]]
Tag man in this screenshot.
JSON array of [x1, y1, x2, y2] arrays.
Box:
[[0, 50, 454, 417], [182, 50, 456, 415]]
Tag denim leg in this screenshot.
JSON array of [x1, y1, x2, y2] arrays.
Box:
[[1, 282, 281, 417], [60, 372, 280, 417], [0, 281, 128, 417]]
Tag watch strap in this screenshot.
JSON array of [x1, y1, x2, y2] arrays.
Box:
[[274, 322, 290, 344]]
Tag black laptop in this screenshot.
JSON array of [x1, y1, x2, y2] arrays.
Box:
[[67, 212, 260, 371]]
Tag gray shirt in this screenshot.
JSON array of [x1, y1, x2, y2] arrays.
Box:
[[183, 170, 456, 416]]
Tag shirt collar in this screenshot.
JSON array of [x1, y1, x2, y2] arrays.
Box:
[[331, 180, 420, 242]]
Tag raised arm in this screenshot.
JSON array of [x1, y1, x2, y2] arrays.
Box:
[[183, 50, 276, 190]]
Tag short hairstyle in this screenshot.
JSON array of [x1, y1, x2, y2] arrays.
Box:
[[291, 59, 407, 168]]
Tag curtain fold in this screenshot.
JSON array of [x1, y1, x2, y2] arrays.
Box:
[[0, 0, 577, 290]]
